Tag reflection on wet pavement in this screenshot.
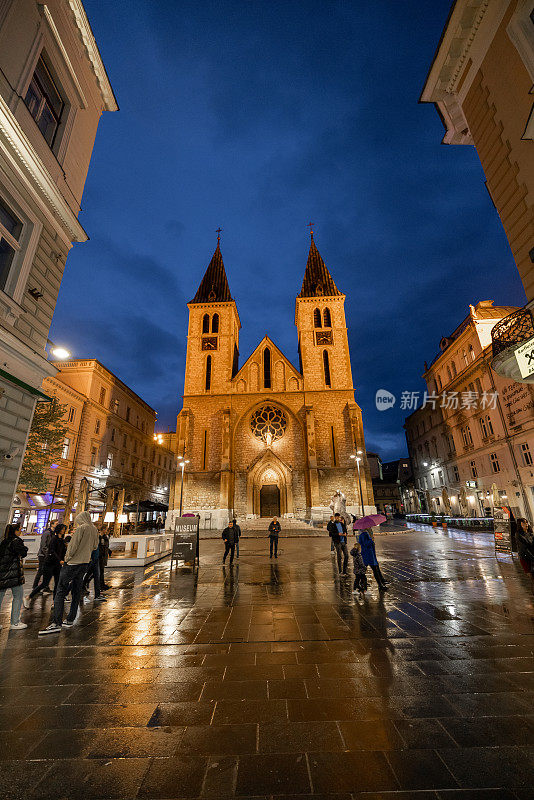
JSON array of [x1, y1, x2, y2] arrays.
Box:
[[1, 526, 534, 798]]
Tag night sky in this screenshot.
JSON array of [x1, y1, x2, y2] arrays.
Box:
[[50, 0, 526, 460]]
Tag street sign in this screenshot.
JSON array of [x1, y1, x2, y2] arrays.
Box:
[[493, 506, 513, 555], [514, 336, 534, 379], [171, 516, 199, 567]]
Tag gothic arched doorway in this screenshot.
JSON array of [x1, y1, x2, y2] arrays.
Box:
[[260, 484, 280, 517]]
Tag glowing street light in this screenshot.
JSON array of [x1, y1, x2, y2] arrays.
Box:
[[350, 450, 365, 516]]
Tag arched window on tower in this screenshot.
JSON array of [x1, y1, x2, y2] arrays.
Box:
[[205, 355, 211, 391], [211, 313, 219, 333], [323, 350, 331, 387], [323, 308, 331, 327], [263, 347, 271, 389], [202, 314, 209, 334], [313, 308, 322, 328]]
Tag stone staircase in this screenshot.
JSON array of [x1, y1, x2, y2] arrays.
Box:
[[239, 517, 315, 531]]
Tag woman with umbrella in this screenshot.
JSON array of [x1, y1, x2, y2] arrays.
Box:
[[353, 515, 389, 592]]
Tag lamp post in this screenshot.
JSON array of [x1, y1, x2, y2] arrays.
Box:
[[178, 459, 190, 517], [350, 450, 365, 517]]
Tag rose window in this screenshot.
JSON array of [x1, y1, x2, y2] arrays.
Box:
[[250, 405, 287, 445]]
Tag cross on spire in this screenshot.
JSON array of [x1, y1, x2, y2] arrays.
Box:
[[307, 221, 314, 240], [216, 227, 222, 243]]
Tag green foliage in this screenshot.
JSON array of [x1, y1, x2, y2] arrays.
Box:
[[18, 398, 68, 492]]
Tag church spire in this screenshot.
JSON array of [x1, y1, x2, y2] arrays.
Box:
[[191, 240, 233, 303], [298, 235, 341, 298]]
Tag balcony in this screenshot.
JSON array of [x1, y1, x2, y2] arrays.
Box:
[[491, 307, 534, 382]]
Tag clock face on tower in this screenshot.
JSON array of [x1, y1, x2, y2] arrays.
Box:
[[315, 330, 333, 345], [201, 336, 218, 351]]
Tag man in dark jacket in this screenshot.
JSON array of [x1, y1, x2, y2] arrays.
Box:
[[33, 519, 57, 592], [327, 513, 349, 574], [232, 518, 242, 559], [222, 521, 236, 565], [268, 517, 281, 558]]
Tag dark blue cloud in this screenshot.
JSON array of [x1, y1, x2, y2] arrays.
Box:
[[51, 0, 526, 456]]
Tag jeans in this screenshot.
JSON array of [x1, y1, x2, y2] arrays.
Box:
[[51, 563, 88, 625], [334, 542, 349, 573], [84, 558, 101, 597], [0, 584, 23, 625], [269, 536, 278, 558], [30, 563, 60, 598], [370, 563, 387, 588], [223, 542, 235, 564], [99, 555, 107, 588], [353, 572, 368, 592], [235, 540, 240, 558]]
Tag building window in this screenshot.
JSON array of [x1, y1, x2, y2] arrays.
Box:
[[61, 437, 70, 460], [447, 366, 452, 382], [67, 407, 75, 423], [438, 470, 444, 486], [202, 429, 208, 470], [0, 197, 23, 293], [90, 447, 97, 466], [107, 452, 113, 470], [521, 442, 533, 466], [99, 387, 106, 405], [323, 349, 331, 387], [451, 361, 457, 378], [470, 460, 478, 479], [133, 440, 137, 454], [205, 354, 212, 391], [122, 433, 127, 448], [437, 374, 442, 390], [490, 452, 500, 473], [479, 415, 494, 438], [126, 406, 131, 422], [111, 428, 115, 442], [24, 54, 64, 148], [95, 419, 101, 435], [56, 474, 63, 489], [313, 308, 322, 328], [263, 347, 271, 389], [211, 313, 219, 333], [331, 425, 337, 466], [323, 307, 331, 327], [461, 425, 473, 447], [453, 465, 460, 482], [202, 313, 210, 333]]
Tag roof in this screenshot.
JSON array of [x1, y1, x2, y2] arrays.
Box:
[[298, 237, 341, 298], [191, 243, 233, 303]]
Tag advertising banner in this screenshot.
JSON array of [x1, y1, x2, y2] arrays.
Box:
[[493, 506, 513, 555], [171, 516, 199, 566]]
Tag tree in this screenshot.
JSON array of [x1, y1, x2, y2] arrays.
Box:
[[18, 398, 68, 492]]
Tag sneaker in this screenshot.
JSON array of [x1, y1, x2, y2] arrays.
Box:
[[38, 623, 62, 635], [62, 620, 75, 627], [94, 596, 107, 602], [10, 622, 28, 630], [352, 589, 359, 594]]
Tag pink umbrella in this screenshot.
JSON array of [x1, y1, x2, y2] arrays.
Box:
[[352, 514, 387, 530]]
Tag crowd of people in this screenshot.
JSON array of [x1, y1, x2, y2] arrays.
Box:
[[0, 512, 111, 633]]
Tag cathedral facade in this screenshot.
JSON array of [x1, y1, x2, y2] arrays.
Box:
[[169, 236, 375, 529]]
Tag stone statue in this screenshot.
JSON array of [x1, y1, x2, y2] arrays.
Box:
[[329, 489, 351, 527]]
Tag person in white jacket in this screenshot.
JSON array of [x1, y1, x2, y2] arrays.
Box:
[[39, 511, 99, 635]]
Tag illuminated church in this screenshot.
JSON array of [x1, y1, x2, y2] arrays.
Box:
[[168, 234, 375, 528]]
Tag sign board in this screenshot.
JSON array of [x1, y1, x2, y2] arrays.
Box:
[[514, 336, 534, 379], [171, 516, 199, 566], [493, 506, 513, 555], [465, 480, 477, 489], [501, 380, 534, 428]]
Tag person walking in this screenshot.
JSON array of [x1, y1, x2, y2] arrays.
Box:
[[29, 523, 67, 598], [33, 519, 56, 593], [0, 523, 29, 630], [359, 528, 388, 591], [98, 529, 110, 590], [327, 513, 349, 574], [268, 517, 281, 558], [232, 518, 242, 559], [82, 537, 106, 601], [222, 520, 237, 565], [517, 518, 534, 579], [328, 515, 335, 552], [39, 511, 99, 635], [350, 540, 367, 594]]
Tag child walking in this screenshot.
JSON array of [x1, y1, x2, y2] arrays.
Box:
[[350, 541, 367, 594]]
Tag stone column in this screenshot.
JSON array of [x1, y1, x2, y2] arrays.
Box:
[[219, 408, 231, 513], [305, 406, 319, 508]]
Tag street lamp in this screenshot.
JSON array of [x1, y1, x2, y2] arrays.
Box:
[[350, 450, 365, 517], [178, 459, 190, 517], [47, 338, 71, 360]]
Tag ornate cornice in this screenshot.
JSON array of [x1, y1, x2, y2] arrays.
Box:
[[0, 94, 87, 243], [65, 0, 118, 112]]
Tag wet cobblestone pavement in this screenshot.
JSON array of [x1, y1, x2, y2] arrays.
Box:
[[1, 526, 534, 799]]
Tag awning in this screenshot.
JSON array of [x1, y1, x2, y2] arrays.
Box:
[[123, 500, 168, 513]]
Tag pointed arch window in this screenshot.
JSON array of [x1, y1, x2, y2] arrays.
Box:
[[313, 308, 322, 328], [205, 355, 212, 391], [323, 349, 331, 387], [323, 308, 331, 327], [263, 347, 271, 389], [211, 313, 219, 333], [202, 314, 209, 333]]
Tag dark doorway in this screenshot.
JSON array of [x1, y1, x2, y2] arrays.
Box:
[[260, 484, 280, 517]]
